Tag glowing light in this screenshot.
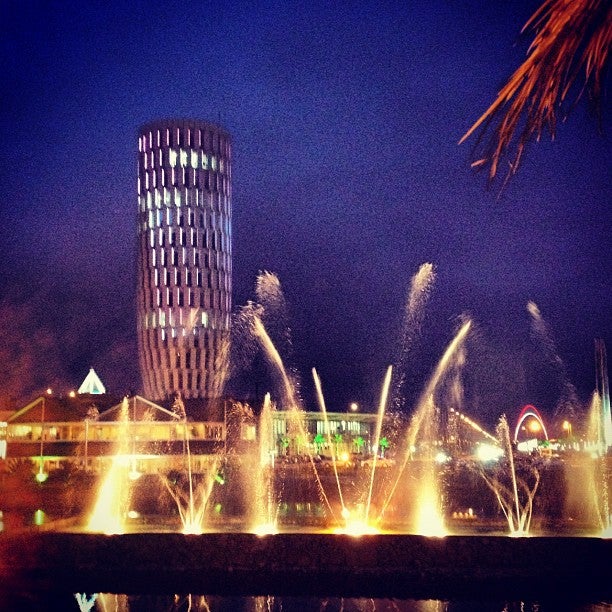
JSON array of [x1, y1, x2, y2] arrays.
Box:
[[415, 491, 446, 537], [35, 470, 48, 483], [435, 451, 450, 464], [252, 522, 278, 536], [182, 520, 204, 535], [476, 443, 504, 462], [349, 402, 358, 412], [34, 509, 46, 526], [528, 419, 541, 433], [214, 472, 225, 485], [338, 519, 379, 537]]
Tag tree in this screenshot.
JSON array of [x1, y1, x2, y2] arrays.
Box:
[[313, 433, 326, 454], [461, 0, 611, 185]]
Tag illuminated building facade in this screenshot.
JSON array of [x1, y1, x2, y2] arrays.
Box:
[[137, 120, 232, 403]]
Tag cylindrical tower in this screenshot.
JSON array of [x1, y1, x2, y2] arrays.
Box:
[[136, 119, 231, 404]]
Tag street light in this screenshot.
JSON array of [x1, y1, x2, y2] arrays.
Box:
[[562, 420, 572, 438], [36, 396, 48, 483], [349, 402, 358, 412], [528, 419, 541, 434]]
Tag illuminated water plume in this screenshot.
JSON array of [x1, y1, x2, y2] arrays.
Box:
[[87, 398, 132, 534], [384, 319, 472, 534], [248, 393, 278, 534], [477, 415, 540, 536], [528, 301, 579, 421], [252, 313, 335, 520], [393, 263, 436, 410], [313, 366, 392, 533]]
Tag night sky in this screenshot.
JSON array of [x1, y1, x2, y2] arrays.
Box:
[[1, 1, 609, 429]]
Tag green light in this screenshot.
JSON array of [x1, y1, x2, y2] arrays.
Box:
[[214, 473, 225, 485], [214, 503, 222, 513], [35, 470, 48, 483], [34, 509, 46, 526]]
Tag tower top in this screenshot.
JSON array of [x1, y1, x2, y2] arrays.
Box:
[[78, 368, 106, 395]]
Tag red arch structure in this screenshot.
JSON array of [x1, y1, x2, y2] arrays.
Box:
[[513, 404, 548, 442]]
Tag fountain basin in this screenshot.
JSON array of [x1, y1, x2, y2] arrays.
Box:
[[1, 531, 610, 601]]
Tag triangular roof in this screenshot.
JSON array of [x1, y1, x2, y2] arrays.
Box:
[[7, 394, 118, 424], [8, 396, 90, 423], [78, 368, 106, 395], [98, 395, 180, 422]]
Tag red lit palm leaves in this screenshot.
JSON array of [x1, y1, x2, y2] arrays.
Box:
[[461, 0, 611, 183]]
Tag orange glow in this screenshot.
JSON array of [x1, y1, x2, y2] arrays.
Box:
[[528, 420, 541, 433]]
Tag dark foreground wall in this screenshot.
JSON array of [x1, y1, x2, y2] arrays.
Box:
[[0, 531, 610, 602]]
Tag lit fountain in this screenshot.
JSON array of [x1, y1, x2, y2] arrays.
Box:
[[383, 319, 472, 536], [2, 277, 612, 602], [87, 397, 134, 534], [581, 390, 611, 537], [474, 414, 540, 536], [249, 393, 279, 535], [162, 396, 220, 535], [251, 311, 336, 524], [392, 262, 436, 411], [529, 303, 611, 537], [312, 365, 392, 535]]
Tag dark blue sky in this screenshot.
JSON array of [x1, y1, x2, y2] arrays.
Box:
[[0, 1, 609, 427]]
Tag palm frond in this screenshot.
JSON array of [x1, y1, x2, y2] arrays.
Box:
[[460, 0, 611, 183]]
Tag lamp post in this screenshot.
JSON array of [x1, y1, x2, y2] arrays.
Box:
[[36, 396, 48, 482], [562, 420, 572, 441]]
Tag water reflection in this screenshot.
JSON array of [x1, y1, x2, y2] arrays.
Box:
[[69, 595, 612, 612]]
